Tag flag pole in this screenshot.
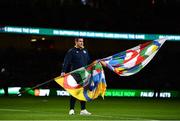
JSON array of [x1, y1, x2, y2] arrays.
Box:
[[17, 78, 54, 96]]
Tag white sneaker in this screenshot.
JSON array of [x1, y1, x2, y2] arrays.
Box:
[[69, 109, 75, 115], [80, 109, 91, 115]]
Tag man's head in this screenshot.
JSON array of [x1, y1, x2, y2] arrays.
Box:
[[75, 38, 84, 49]]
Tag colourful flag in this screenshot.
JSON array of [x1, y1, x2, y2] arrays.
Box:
[[100, 38, 167, 76], [54, 62, 106, 101]]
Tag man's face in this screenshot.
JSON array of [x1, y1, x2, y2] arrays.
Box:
[[75, 38, 84, 48]]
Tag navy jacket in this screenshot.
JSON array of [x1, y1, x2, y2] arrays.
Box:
[[61, 47, 90, 73]]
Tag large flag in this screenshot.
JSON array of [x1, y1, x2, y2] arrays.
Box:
[[100, 38, 167, 76], [54, 62, 106, 101]]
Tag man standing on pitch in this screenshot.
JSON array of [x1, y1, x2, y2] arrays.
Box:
[[61, 38, 92, 115]]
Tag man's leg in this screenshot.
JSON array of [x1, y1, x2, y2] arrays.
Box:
[[69, 96, 76, 115], [70, 96, 76, 109], [80, 101, 91, 115], [80, 101, 86, 110], [4, 86, 8, 96]]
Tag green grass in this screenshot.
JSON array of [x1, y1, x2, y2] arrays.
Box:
[[0, 96, 180, 120]]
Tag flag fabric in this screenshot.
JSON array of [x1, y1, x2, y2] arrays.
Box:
[[54, 62, 106, 101], [54, 38, 166, 101], [100, 38, 167, 76]]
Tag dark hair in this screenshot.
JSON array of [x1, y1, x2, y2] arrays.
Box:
[[75, 38, 83, 42]]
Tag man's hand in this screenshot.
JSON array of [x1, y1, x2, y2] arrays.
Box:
[[61, 72, 65, 76], [100, 61, 106, 67], [92, 60, 98, 65]]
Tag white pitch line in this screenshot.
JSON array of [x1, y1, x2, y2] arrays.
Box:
[[0, 108, 30, 112], [91, 114, 114, 118], [91, 114, 161, 121], [0, 110, 163, 121], [0, 120, 163, 121]]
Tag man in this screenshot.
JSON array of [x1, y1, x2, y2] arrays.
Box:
[[0, 64, 9, 96], [61, 38, 91, 115]]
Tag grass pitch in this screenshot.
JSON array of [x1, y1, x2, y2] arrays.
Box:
[[0, 96, 180, 120]]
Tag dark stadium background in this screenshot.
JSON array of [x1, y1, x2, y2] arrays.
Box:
[[0, 0, 180, 91]]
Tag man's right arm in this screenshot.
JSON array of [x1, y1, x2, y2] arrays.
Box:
[[61, 49, 72, 76]]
